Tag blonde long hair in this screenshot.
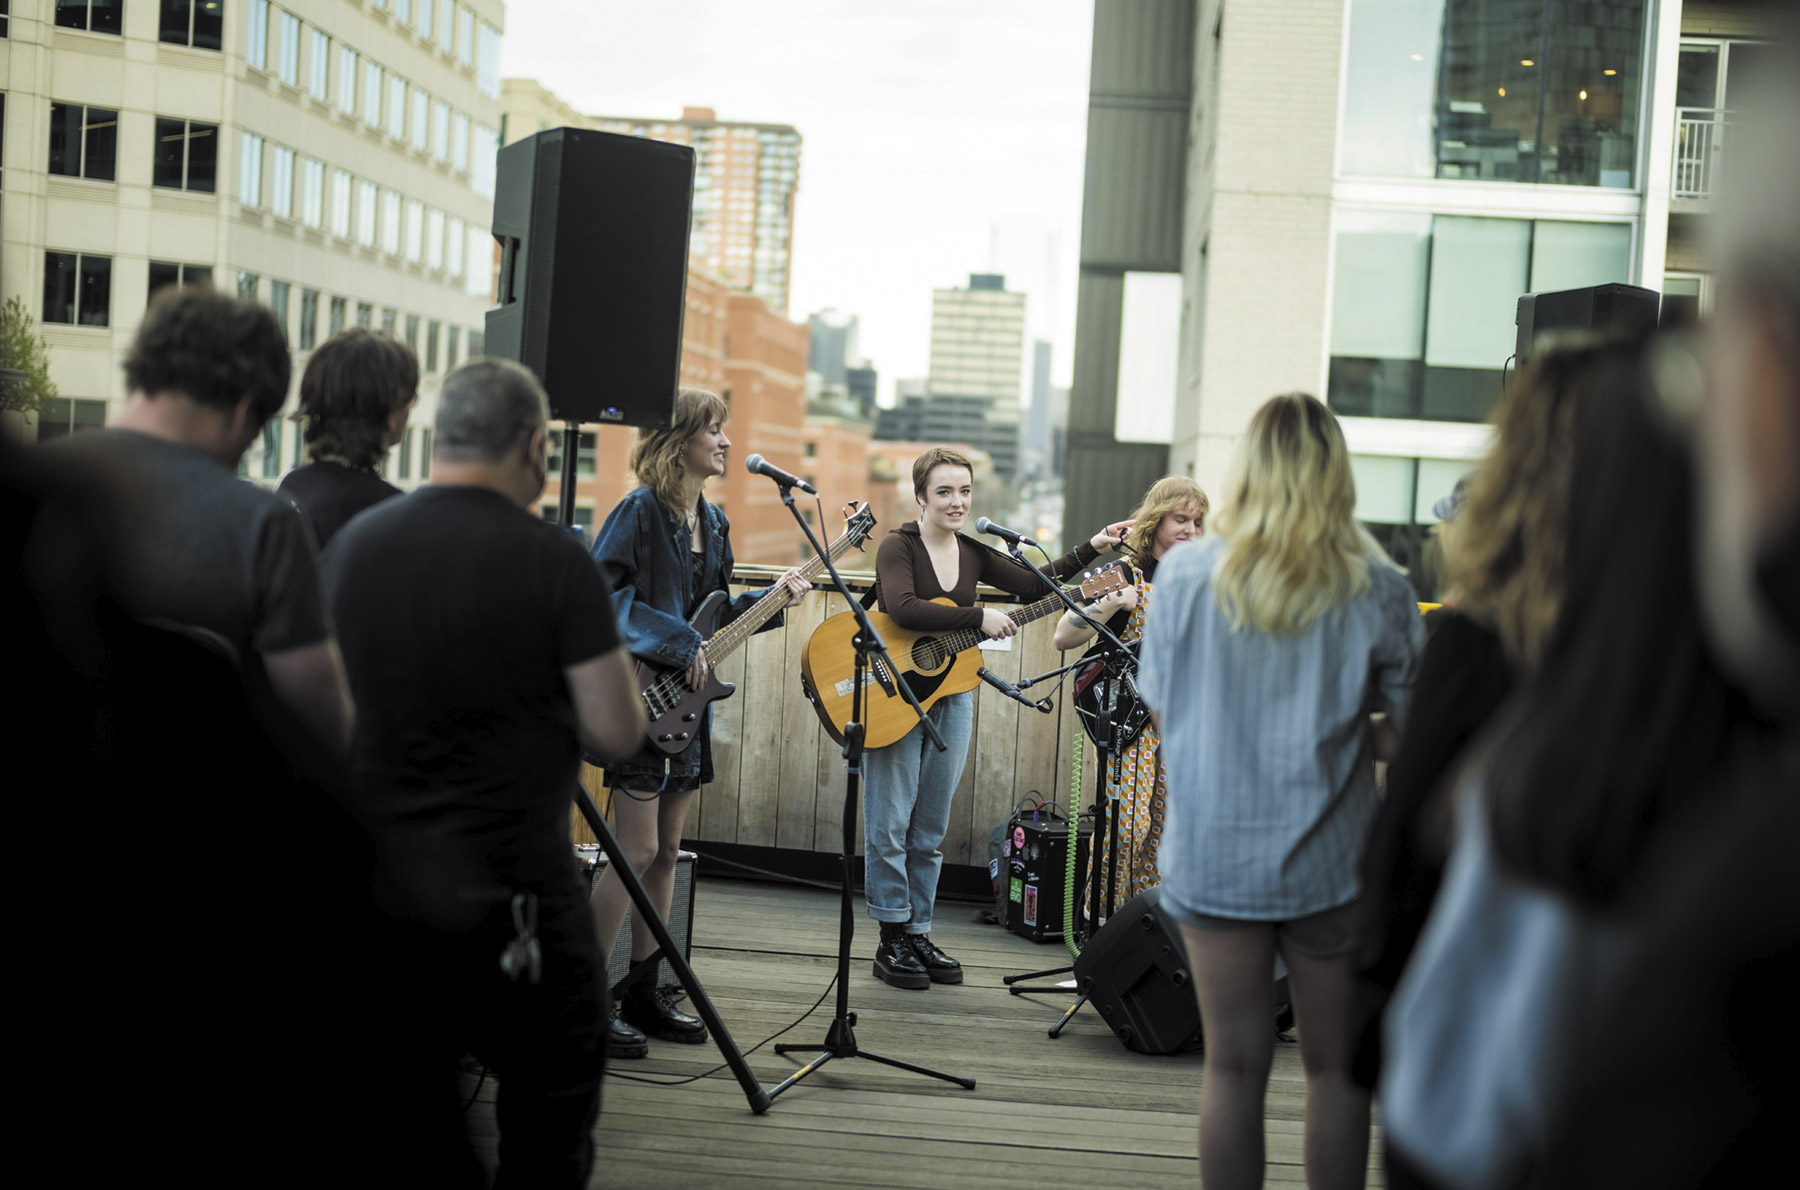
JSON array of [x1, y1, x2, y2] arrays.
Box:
[[629, 388, 729, 516], [1210, 392, 1384, 636], [1125, 476, 1211, 562]]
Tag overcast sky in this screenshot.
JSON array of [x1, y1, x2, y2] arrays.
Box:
[[500, 0, 1096, 403]]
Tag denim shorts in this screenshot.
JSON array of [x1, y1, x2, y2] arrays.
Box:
[[1161, 895, 1364, 960]]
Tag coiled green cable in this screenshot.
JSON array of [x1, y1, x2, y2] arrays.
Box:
[[1063, 731, 1084, 959]]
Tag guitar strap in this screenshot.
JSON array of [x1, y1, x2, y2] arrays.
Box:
[[858, 581, 879, 611]]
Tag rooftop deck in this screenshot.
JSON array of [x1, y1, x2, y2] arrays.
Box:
[[464, 876, 1388, 1188]]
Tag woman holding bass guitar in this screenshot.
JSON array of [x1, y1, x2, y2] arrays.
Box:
[[1051, 475, 1210, 909], [588, 388, 810, 1056], [865, 446, 1131, 989]]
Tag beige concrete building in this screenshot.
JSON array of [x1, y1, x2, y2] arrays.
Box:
[[5, 0, 506, 491]]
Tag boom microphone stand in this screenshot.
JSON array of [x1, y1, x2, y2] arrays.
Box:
[[764, 480, 975, 1099], [555, 418, 771, 1114]]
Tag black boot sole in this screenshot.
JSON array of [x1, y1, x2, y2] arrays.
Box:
[[924, 967, 963, 984], [620, 1006, 710, 1045], [606, 1032, 649, 1060], [872, 958, 930, 989]]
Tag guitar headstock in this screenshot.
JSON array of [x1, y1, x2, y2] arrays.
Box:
[[1075, 561, 1129, 601], [838, 501, 877, 552]]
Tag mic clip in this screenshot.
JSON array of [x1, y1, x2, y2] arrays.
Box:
[[977, 666, 1055, 714]]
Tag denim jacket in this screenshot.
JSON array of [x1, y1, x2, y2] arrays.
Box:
[[590, 485, 779, 671]]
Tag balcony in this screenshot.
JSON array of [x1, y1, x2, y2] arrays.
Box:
[[1672, 107, 1729, 209]]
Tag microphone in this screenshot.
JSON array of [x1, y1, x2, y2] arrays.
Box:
[[974, 516, 1038, 549], [744, 453, 817, 495], [977, 666, 1055, 714]]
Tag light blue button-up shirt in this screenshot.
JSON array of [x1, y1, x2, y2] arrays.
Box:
[[1139, 535, 1423, 920]]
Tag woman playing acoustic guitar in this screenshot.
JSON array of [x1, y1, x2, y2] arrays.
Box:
[[865, 446, 1130, 988], [588, 388, 809, 1054]]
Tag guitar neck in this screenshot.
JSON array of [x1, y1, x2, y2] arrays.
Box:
[[931, 587, 1072, 660], [704, 528, 859, 661]]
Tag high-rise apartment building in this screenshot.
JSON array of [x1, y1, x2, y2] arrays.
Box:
[[11, 0, 507, 493], [1062, 0, 1780, 590], [928, 273, 1026, 408], [585, 105, 801, 317], [806, 307, 857, 385]]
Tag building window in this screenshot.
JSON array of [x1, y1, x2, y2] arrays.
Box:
[[270, 144, 295, 218], [387, 75, 407, 141], [244, 0, 268, 69], [396, 0, 411, 24], [147, 260, 212, 299], [468, 329, 484, 357], [380, 190, 401, 255], [301, 157, 324, 227], [446, 216, 465, 276], [410, 87, 429, 152], [239, 131, 263, 204], [270, 280, 290, 341], [451, 110, 469, 172], [465, 226, 490, 300], [363, 61, 383, 128], [329, 295, 346, 334], [403, 313, 419, 350], [431, 99, 449, 160], [425, 208, 445, 270], [437, 0, 454, 51], [330, 169, 352, 237], [260, 419, 282, 478], [477, 21, 501, 98], [338, 46, 357, 112], [471, 123, 497, 198], [380, 307, 396, 335], [1340, 0, 1647, 188], [549, 429, 597, 477], [420, 429, 432, 478], [299, 288, 319, 350], [1351, 455, 1475, 599], [445, 325, 460, 370], [355, 180, 377, 245], [355, 302, 372, 328], [160, 0, 223, 50], [276, 10, 300, 86], [398, 426, 413, 479], [237, 270, 258, 300], [456, 6, 473, 66], [1328, 212, 1632, 423], [37, 397, 109, 443], [44, 251, 112, 326], [48, 103, 118, 181], [425, 320, 440, 372], [403, 199, 424, 262], [56, 0, 121, 35], [418, 0, 433, 39], [153, 117, 218, 192], [307, 29, 329, 99]]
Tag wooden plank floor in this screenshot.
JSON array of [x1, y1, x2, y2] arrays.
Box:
[[465, 878, 1388, 1188]]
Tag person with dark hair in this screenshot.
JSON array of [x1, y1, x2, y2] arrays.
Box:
[[53, 285, 354, 755], [323, 357, 646, 1189], [278, 328, 418, 551], [587, 387, 808, 1055], [862, 446, 1129, 988]]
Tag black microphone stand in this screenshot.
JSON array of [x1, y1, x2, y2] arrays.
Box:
[[997, 542, 1141, 1037], [764, 483, 975, 1099], [555, 418, 770, 1113]]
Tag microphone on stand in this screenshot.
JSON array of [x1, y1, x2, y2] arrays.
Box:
[[977, 666, 1055, 714], [744, 453, 817, 495], [974, 516, 1038, 549]]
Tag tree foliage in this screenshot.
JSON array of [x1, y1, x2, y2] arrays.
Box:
[[0, 295, 59, 416]]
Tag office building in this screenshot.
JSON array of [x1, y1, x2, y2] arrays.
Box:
[[15, 0, 507, 496], [806, 308, 858, 385]]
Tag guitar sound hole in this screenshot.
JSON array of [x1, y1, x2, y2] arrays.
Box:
[[910, 637, 944, 674]]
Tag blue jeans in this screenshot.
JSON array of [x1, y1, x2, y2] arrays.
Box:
[[861, 690, 975, 933]]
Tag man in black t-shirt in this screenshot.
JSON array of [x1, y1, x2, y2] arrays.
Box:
[[324, 358, 644, 1189]]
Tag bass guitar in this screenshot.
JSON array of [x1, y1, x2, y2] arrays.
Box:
[[800, 561, 1128, 748], [638, 502, 877, 754]]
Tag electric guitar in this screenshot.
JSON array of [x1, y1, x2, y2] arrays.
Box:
[[800, 561, 1129, 748], [637, 502, 877, 754]]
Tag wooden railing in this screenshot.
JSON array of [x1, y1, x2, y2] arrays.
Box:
[[577, 565, 1095, 870]]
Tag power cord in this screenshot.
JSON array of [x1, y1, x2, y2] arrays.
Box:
[[604, 974, 839, 1086]]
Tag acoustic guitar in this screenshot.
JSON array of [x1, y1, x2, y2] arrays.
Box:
[[637, 502, 877, 754], [799, 560, 1129, 748]]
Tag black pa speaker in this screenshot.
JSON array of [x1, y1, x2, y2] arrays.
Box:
[[1514, 283, 1659, 366], [1072, 886, 1203, 1054], [486, 128, 694, 427]]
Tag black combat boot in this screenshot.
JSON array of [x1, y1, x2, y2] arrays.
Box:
[[873, 921, 930, 989], [621, 983, 709, 1044], [606, 1012, 648, 1059], [905, 932, 964, 984]]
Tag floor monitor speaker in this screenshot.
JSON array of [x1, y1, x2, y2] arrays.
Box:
[[486, 127, 693, 428], [1072, 886, 1203, 1054], [1514, 283, 1659, 366]]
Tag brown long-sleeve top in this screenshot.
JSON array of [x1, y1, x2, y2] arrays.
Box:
[[873, 521, 1103, 632]]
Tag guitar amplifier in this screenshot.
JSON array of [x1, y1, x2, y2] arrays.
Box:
[[1004, 816, 1091, 943], [576, 846, 697, 995]]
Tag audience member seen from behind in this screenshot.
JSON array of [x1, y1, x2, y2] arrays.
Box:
[[1351, 339, 1609, 1134], [54, 285, 353, 755], [1378, 339, 1767, 1189], [323, 358, 646, 1190], [1139, 393, 1422, 1190], [1050, 474, 1209, 905], [278, 328, 417, 552], [1530, 34, 1800, 1188]]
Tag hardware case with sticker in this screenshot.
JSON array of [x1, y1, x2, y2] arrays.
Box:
[[1005, 815, 1092, 943]]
